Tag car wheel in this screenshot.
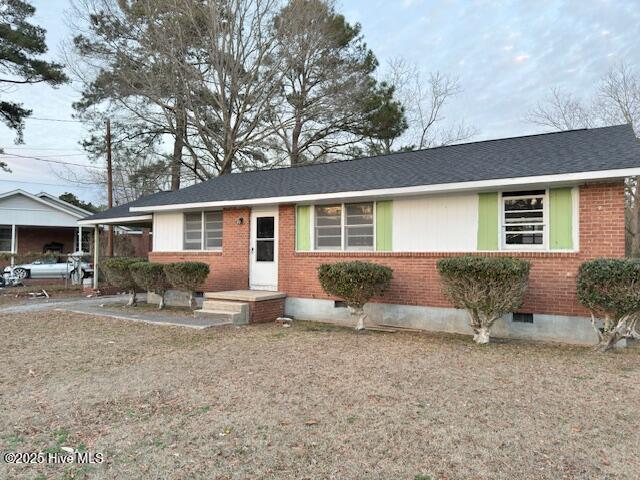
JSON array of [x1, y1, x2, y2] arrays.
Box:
[[13, 268, 28, 279]]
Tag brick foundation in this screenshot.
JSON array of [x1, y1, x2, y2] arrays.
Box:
[[247, 298, 285, 323]]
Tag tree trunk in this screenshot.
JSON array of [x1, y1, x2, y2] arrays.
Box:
[[188, 291, 196, 310], [171, 98, 186, 190], [158, 293, 165, 310], [473, 327, 490, 344], [349, 306, 367, 331], [127, 291, 137, 307]]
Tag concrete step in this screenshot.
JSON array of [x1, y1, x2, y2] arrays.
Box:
[[201, 299, 247, 313], [194, 308, 248, 325]]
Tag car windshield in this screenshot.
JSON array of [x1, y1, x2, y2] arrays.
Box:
[[41, 256, 59, 264]]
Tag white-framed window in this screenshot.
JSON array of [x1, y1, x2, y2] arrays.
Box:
[[345, 203, 374, 250], [315, 205, 342, 250], [501, 190, 546, 249], [0, 225, 11, 252], [314, 202, 374, 251], [183, 211, 223, 250]]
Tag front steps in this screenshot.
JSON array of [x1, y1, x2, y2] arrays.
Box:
[[194, 299, 249, 325], [194, 290, 286, 325]]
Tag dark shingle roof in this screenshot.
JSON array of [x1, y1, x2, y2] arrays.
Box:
[[84, 124, 640, 221], [84, 190, 174, 221]]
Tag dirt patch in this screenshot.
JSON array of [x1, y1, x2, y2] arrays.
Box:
[[0, 285, 84, 306], [0, 312, 638, 479]]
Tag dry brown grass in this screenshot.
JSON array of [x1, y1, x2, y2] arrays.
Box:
[[0, 311, 638, 480]]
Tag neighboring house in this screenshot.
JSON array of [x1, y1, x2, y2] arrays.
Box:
[[79, 124, 640, 344], [0, 190, 151, 267]]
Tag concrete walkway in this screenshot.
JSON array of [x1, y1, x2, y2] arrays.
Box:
[[0, 294, 230, 329]]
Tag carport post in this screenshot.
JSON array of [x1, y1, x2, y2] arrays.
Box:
[[93, 225, 99, 289], [10, 224, 15, 269]]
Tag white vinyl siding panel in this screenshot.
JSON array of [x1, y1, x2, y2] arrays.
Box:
[[153, 212, 183, 252], [0, 195, 81, 227], [392, 193, 479, 252]]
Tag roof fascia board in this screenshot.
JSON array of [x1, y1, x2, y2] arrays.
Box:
[[129, 167, 640, 213], [78, 214, 153, 226]]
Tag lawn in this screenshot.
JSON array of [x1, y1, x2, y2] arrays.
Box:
[[0, 311, 638, 479]]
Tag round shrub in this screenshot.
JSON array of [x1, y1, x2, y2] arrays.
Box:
[[130, 262, 171, 309], [437, 256, 530, 344], [317, 261, 393, 330], [577, 258, 640, 351], [163, 262, 210, 308], [102, 257, 147, 305]]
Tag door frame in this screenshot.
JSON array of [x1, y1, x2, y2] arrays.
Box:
[[249, 206, 279, 291]]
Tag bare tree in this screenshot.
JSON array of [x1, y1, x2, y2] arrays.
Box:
[[527, 87, 594, 130], [526, 63, 640, 257], [386, 58, 477, 149]]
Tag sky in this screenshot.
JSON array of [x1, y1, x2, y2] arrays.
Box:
[[0, 0, 639, 204]]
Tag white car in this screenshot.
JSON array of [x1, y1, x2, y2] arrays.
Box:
[[3, 256, 94, 280]]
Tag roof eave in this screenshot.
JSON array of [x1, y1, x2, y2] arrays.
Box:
[[128, 167, 640, 213]]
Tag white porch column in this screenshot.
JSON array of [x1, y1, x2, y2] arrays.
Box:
[[93, 225, 99, 289], [78, 225, 83, 253], [10, 224, 16, 268]]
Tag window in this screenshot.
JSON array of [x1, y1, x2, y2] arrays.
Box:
[[256, 216, 275, 262], [315, 205, 342, 250], [314, 203, 374, 251], [345, 203, 374, 250], [502, 190, 545, 248], [183, 211, 223, 250], [204, 212, 223, 250], [0, 226, 11, 252], [513, 312, 534, 324]]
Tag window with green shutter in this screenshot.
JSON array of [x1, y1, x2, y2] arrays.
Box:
[[477, 192, 499, 250], [549, 188, 573, 250], [376, 200, 392, 251], [296, 205, 311, 251]]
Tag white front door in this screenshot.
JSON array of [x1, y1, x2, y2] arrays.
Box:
[[249, 207, 278, 291]]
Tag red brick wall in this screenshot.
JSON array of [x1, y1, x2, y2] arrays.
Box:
[[145, 182, 625, 318], [16, 227, 76, 254], [248, 298, 285, 323], [149, 208, 250, 292], [278, 182, 626, 317]]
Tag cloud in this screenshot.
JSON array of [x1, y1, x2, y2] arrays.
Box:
[[514, 54, 530, 63]]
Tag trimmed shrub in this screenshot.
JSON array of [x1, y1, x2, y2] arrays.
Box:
[[437, 256, 530, 344], [130, 262, 171, 309], [577, 258, 640, 351], [317, 261, 393, 330], [102, 257, 147, 306], [163, 262, 210, 309]]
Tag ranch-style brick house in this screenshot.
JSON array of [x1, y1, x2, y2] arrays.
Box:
[[80, 124, 640, 344]]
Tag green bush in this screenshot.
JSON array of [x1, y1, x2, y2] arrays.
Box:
[[317, 261, 393, 330], [577, 258, 640, 351], [437, 256, 530, 344], [163, 262, 210, 308], [102, 257, 147, 306], [130, 262, 171, 309]]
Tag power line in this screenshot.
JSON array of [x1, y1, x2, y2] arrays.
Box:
[[0, 152, 107, 170], [2, 147, 86, 152], [2, 152, 88, 158], [0, 178, 103, 188], [29, 117, 85, 124]]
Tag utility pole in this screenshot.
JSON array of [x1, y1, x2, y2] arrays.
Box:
[[106, 119, 114, 257]]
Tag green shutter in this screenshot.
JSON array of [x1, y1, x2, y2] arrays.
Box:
[[477, 192, 499, 250], [376, 201, 393, 251], [296, 205, 311, 251], [549, 188, 573, 250]]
